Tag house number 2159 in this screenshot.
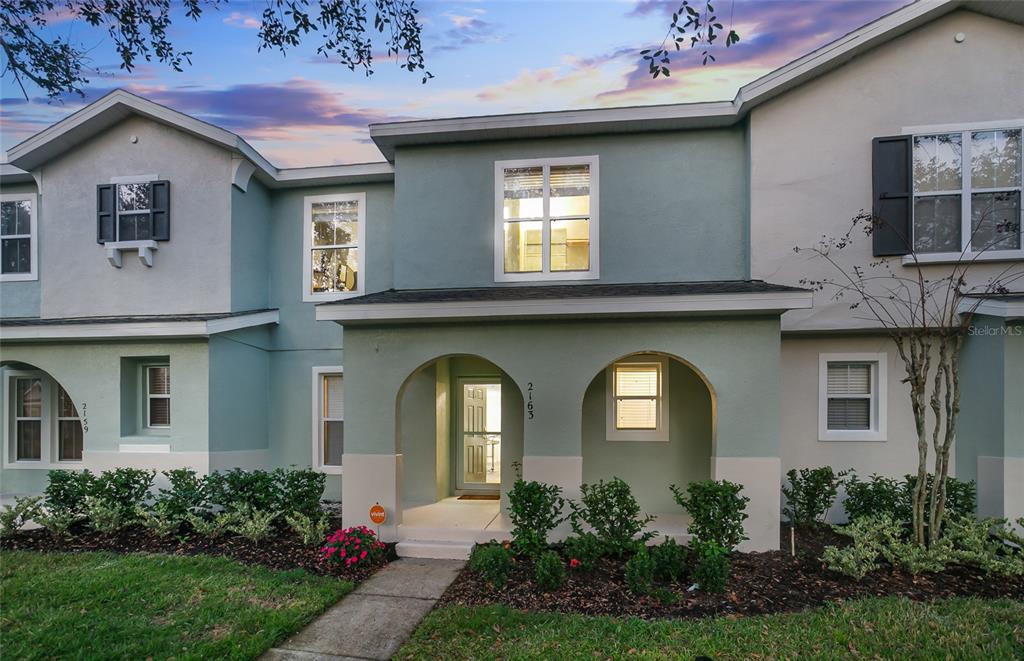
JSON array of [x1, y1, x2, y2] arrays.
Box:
[[527, 382, 535, 420]]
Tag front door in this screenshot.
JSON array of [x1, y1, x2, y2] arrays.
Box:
[[458, 379, 501, 491]]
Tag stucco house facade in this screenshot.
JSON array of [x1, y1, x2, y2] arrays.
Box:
[[1, 0, 1020, 558]]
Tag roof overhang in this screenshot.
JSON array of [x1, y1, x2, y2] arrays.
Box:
[[0, 309, 279, 341], [369, 0, 1024, 160], [4, 89, 394, 188], [959, 296, 1024, 320], [316, 291, 813, 325]]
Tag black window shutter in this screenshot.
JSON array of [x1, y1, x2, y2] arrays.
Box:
[[150, 180, 170, 241], [871, 135, 913, 256], [96, 184, 115, 244]]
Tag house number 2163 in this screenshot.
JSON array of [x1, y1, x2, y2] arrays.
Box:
[[527, 382, 535, 420]]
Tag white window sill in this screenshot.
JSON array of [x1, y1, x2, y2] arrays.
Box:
[[495, 271, 599, 283], [819, 430, 886, 442], [106, 240, 159, 268], [303, 290, 363, 304], [902, 250, 1024, 266], [0, 272, 37, 282], [3, 460, 84, 470], [315, 465, 344, 475], [605, 434, 669, 442]]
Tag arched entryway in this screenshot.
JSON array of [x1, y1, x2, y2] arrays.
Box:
[[0, 361, 85, 466], [394, 354, 524, 545], [580, 351, 715, 538]]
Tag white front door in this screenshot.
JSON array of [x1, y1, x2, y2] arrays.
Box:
[[458, 380, 501, 491]]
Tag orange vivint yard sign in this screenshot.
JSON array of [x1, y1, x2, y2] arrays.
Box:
[[369, 503, 386, 525]]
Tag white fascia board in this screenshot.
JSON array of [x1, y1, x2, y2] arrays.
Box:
[[274, 162, 395, 187], [0, 310, 279, 341], [316, 291, 813, 323], [959, 297, 1024, 319]]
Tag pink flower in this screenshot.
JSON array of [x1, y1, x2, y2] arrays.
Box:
[[360, 550, 367, 559]]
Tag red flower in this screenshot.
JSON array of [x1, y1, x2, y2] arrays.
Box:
[[569, 558, 580, 568]]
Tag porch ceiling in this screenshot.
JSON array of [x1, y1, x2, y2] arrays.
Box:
[[316, 281, 812, 324]]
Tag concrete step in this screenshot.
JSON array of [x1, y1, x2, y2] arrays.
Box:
[[396, 539, 474, 560], [397, 524, 483, 543]]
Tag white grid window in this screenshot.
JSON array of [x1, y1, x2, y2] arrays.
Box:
[[606, 356, 669, 441], [146, 366, 170, 428], [4, 371, 85, 467], [303, 193, 366, 302], [495, 156, 599, 282], [116, 182, 153, 241], [312, 367, 344, 473], [911, 125, 1022, 257], [57, 385, 84, 461], [818, 353, 887, 442], [0, 194, 37, 281]]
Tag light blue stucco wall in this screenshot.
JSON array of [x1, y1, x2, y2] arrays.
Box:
[[208, 327, 270, 453], [391, 129, 748, 289], [0, 181, 41, 319], [231, 178, 272, 312]]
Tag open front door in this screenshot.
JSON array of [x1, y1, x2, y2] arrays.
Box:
[[458, 380, 501, 491]]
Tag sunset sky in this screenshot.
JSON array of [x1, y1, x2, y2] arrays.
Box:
[[0, 0, 907, 167]]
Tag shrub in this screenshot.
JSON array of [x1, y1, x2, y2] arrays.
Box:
[[35, 508, 83, 537], [186, 511, 233, 538], [136, 501, 183, 537], [691, 539, 730, 593], [820, 514, 903, 579], [92, 468, 155, 519], [320, 526, 387, 570], [902, 474, 976, 523], [0, 496, 43, 536], [940, 517, 1023, 577], [469, 542, 513, 588], [226, 505, 278, 542], [84, 496, 127, 534], [206, 468, 282, 513], [507, 470, 566, 559], [285, 511, 330, 547], [624, 546, 655, 595], [561, 532, 604, 572], [651, 536, 687, 583], [534, 550, 567, 591], [842, 473, 903, 522], [671, 480, 749, 552], [279, 469, 326, 518], [571, 477, 655, 556], [155, 468, 207, 519], [45, 469, 95, 517], [782, 467, 847, 527]]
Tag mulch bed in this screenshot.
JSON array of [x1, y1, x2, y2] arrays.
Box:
[[0, 512, 396, 584], [438, 526, 1024, 619]]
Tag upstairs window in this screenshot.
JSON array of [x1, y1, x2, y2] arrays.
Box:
[[495, 156, 599, 281], [911, 126, 1021, 255], [303, 193, 365, 302], [0, 194, 37, 281], [606, 356, 669, 441], [97, 178, 170, 244]]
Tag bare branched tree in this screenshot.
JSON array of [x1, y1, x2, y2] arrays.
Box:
[[796, 203, 1023, 546]]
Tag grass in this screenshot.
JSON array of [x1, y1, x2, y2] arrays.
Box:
[[0, 550, 353, 660], [397, 597, 1024, 660]]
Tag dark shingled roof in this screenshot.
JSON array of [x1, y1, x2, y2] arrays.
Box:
[[0, 309, 276, 326], [320, 281, 808, 306]]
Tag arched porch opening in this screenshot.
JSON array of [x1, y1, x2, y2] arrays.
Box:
[[580, 351, 716, 539], [394, 354, 524, 537], [0, 360, 85, 466]]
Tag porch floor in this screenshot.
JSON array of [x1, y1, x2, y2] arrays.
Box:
[[397, 497, 692, 559]]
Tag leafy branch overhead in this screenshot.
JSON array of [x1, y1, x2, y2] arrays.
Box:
[[641, 0, 740, 79], [0, 0, 432, 101]]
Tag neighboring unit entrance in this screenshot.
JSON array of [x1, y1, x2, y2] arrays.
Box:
[[458, 379, 501, 491]]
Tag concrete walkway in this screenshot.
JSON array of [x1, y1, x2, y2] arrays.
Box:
[[261, 558, 465, 661]]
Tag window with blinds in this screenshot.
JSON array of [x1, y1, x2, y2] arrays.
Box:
[[321, 373, 344, 467], [497, 157, 597, 281], [146, 365, 171, 427], [825, 362, 873, 431], [614, 364, 660, 429]]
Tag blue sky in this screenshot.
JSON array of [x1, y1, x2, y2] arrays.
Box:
[[0, 0, 906, 166]]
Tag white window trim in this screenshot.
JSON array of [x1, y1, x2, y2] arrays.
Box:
[[493, 155, 600, 282], [311, 366, 344, 474], [0, 192, 38, 282], [605, 355, 669, 442], [2, 369, 84, 469], [302, 192, 366, 302], [901, 121, 1023, 262], [144, 365, 171, 429], [818, 353, 887, 442]]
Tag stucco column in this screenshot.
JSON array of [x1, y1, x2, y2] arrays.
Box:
[[516, 361, 584, 501]]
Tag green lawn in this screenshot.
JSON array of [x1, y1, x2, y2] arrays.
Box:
[[397, 597, 1024, 660], [0, 551, 353, 660]]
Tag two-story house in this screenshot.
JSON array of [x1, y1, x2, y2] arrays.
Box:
[[2, 0, 1020, 558]]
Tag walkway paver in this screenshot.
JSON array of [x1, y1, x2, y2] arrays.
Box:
[[262, 558, 465, 661]]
